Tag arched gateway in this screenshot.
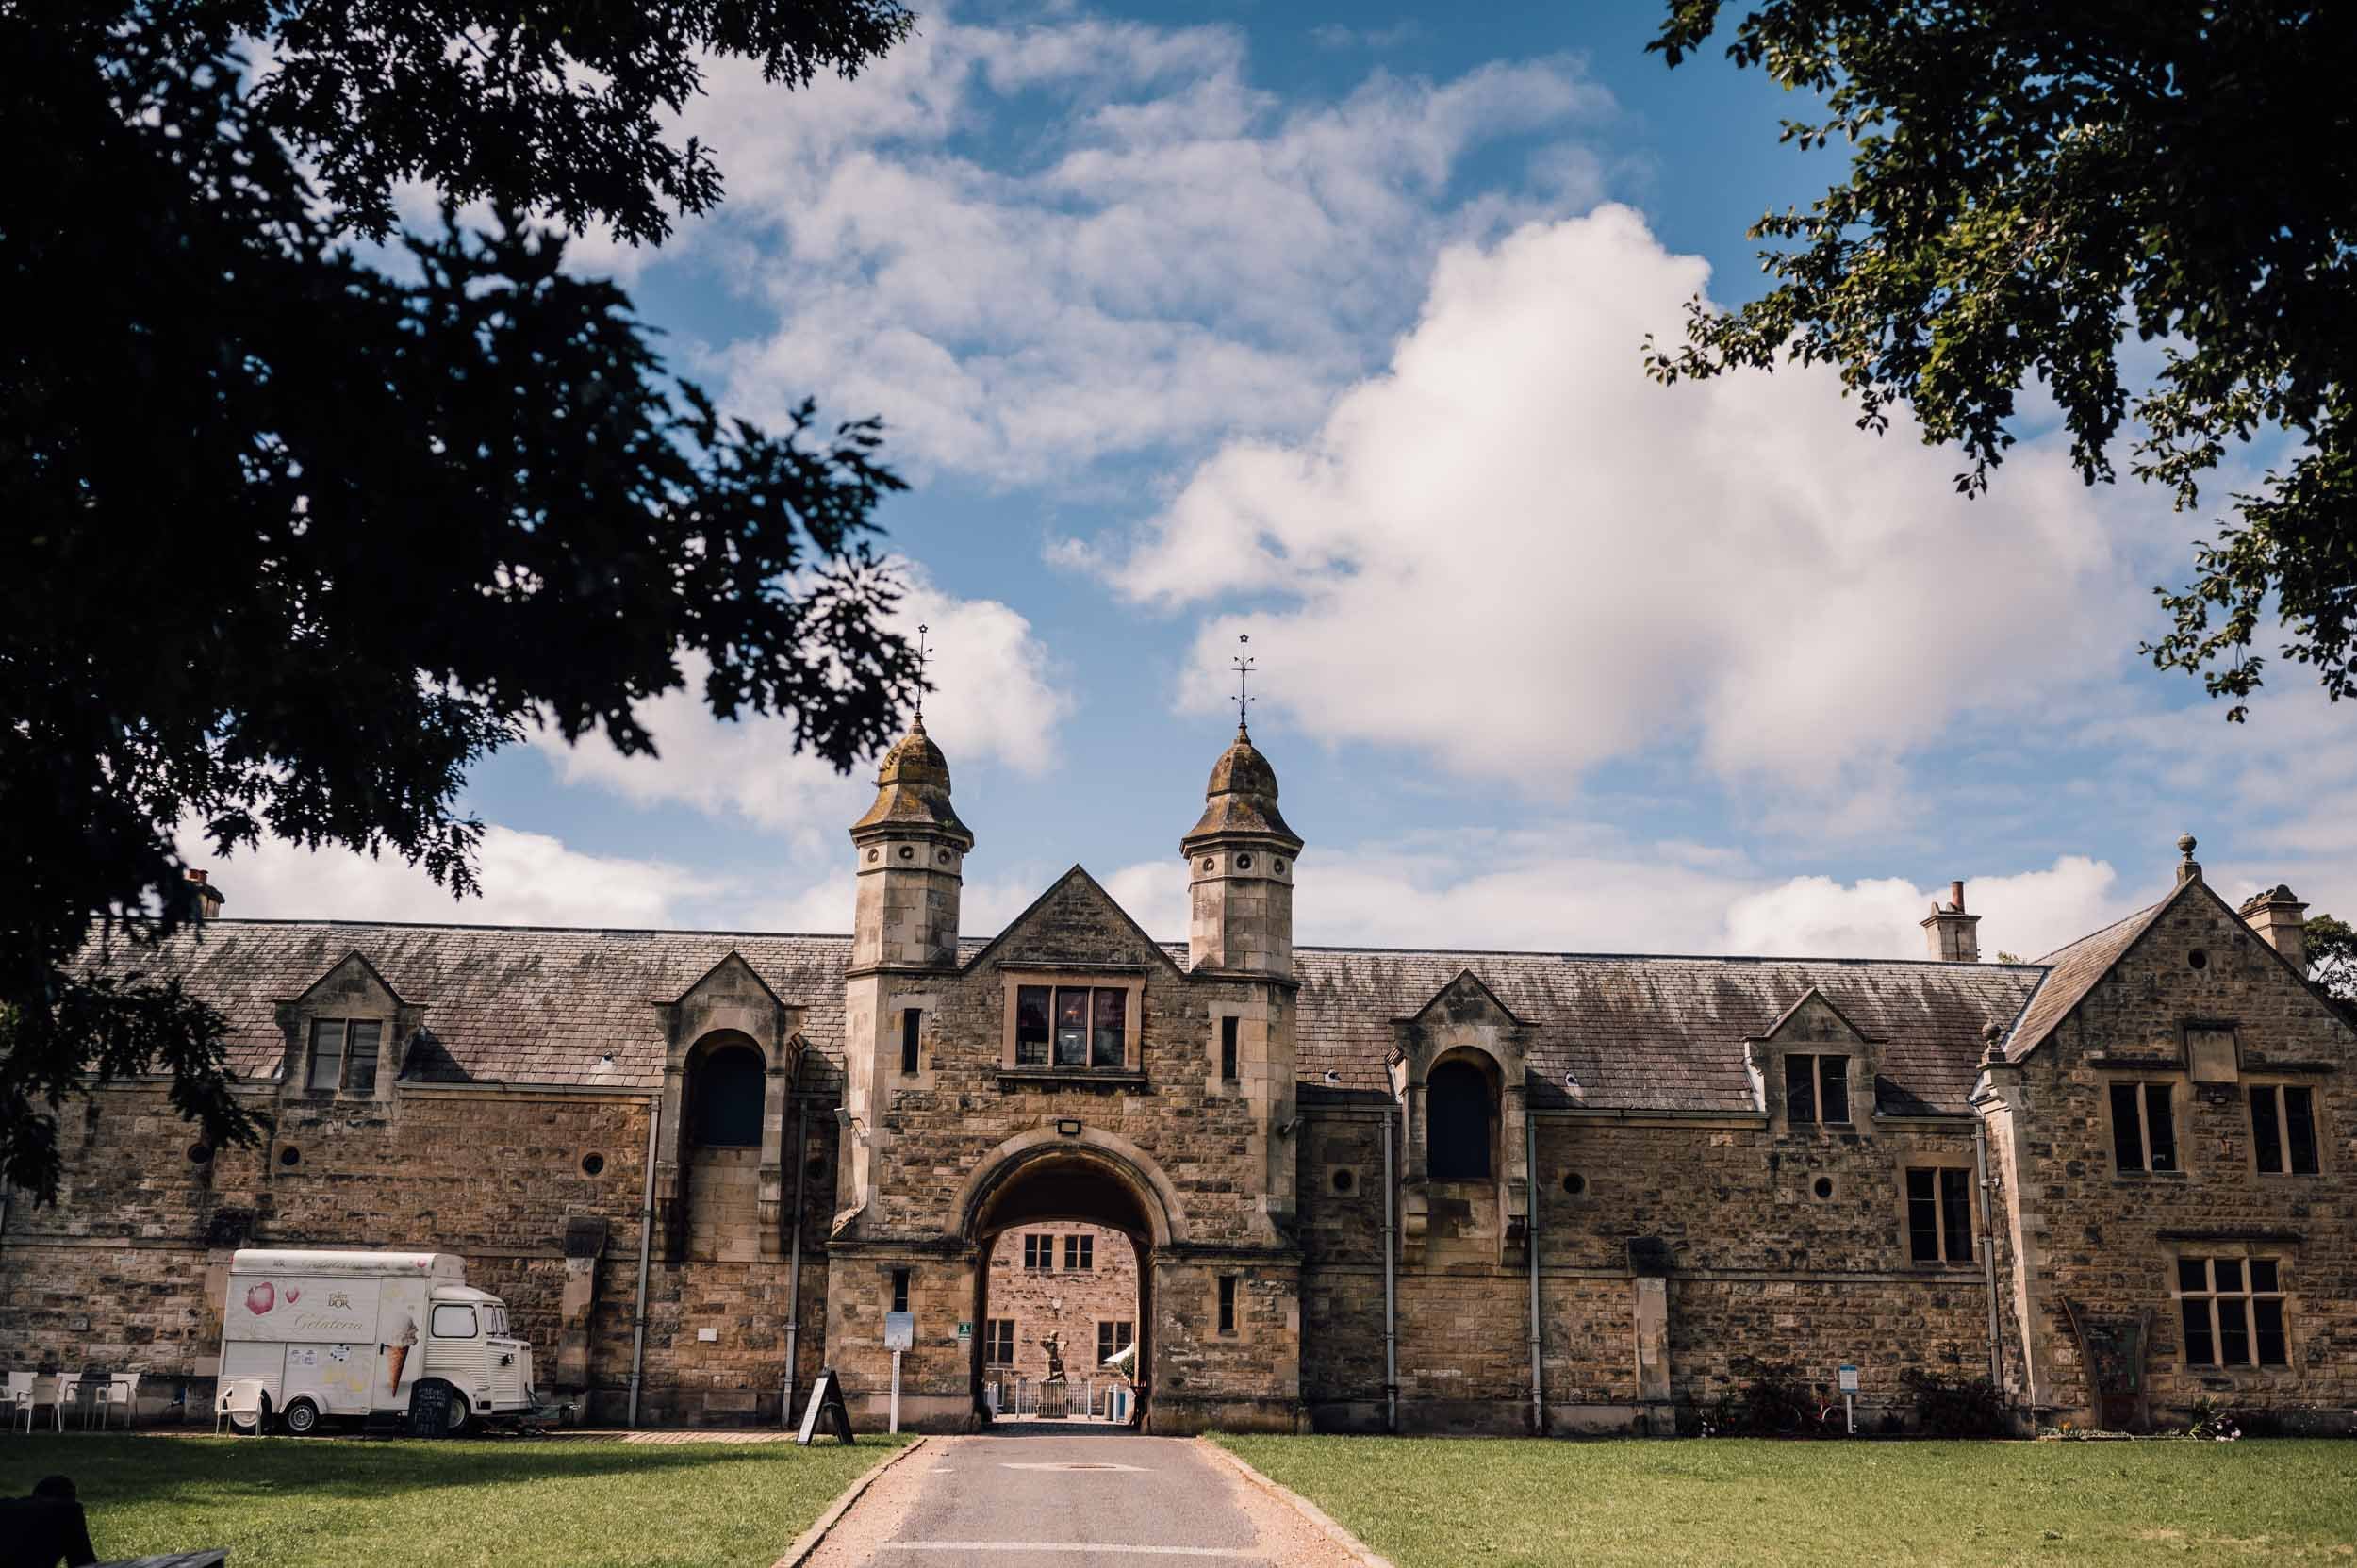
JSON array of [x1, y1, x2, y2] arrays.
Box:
[[961, 1139, 1174, 1425]]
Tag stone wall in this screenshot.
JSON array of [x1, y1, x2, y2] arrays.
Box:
[[0, 1079, 845, 1428], [2003, 882, 2357, 1429], [981, 1223, 1140, 1383], [1296, 1096, 2005, 1432]]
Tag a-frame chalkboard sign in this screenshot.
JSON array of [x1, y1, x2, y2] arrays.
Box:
[[794, 1367, 855, 1445]]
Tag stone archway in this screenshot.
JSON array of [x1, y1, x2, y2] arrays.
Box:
[[962, 1141, 1172, 1429]]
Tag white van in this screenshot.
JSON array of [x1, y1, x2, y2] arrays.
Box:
[[220, 1249, 539, 1435]]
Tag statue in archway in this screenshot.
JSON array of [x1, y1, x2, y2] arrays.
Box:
[[1038, 1330, 1067, 1385]]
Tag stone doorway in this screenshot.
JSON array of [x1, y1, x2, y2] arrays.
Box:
[[968, 1147, 1156, 1430]]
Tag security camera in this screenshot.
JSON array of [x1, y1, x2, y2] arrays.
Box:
[[1322, 1069, 1341, 1086]]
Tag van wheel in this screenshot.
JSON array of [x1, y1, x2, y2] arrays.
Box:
[[444, 1393, 472, 1436], [282, 1397, 321, 1436]]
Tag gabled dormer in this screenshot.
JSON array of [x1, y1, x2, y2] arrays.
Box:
[[651, 950, 801, 1264], [272, 950, 420, 1103], [1391, 969, 1534, 1265], [1746, 985, 1882, 1132]]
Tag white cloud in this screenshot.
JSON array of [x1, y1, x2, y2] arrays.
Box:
[[1094, 830, 2139, 960], [665, 11, 1609, 481], [1723, 857, 2130, 961], [182, 823, 715, 928], [530, 565, 1072, 852], [1078, 205, 2139, 801]]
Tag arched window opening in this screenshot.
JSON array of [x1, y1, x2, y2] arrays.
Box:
[[1427, 1058, 1493, 1180], [693, 1043, 766, 1147]]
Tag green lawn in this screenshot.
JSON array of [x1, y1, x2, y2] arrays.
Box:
[[1212, 1434, 2357, 1568], [0, 1432, 907, 1568]]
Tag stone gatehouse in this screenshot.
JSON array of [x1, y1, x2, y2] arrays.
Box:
[[4, 718, 2352, 1435]]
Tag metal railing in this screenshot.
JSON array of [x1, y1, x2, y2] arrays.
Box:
[[986, 1375, 1121, 1420]]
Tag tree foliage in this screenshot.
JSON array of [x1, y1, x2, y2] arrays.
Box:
[[2308, 915, 2357, 1007], [2, 0, 914, 1199], [1646, 3, 2357, 718]]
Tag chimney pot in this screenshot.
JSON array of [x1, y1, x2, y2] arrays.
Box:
[[1920, 878, 1981, 962], [185, 867, 225, 920], [2238, 883, 2307, 970]]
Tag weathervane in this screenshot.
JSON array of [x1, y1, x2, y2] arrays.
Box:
[[1232, 633, 1255, 736], [914, 623, 931, 726]]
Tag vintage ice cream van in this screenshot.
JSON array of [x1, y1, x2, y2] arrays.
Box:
[[219, 1249, 539, 1434]]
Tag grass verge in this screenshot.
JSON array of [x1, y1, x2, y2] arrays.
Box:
[[0, 1432, 909, 1568], [1211, 1434, 2357, 1567]]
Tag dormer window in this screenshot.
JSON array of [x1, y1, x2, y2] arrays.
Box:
[[306, 1019, 381, 1096], [1784, 1053, 1850, 1125]]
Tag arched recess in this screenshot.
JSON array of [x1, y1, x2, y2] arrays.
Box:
[[687, 1033, 766, 1147], [957, 1134, 1182, 1429], [1426, 1050, 1501, 1180]]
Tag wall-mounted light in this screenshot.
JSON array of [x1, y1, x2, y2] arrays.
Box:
[[1056, 1118, 1082, 1137]]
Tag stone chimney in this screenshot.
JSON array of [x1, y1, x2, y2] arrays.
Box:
[[2239, 883, 2308, 969], [185, 867, 225, 921], [1920, 879, 1980, 962]]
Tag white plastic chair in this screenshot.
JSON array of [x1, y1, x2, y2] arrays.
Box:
[[94, 1371, 140, 1430], [214, 1378, 269, 1436], [14, 1373, 63, 1434]]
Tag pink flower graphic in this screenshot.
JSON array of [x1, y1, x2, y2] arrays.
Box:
[[245, 1282, 275, 1315]]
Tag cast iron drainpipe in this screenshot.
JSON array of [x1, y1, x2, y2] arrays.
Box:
[[626, 1095, 661, 1428], [779, 1048, 809, 1428], [1381, 1104, 1398, 1434], [1975, 1116, 2003, 1389], [1525, 1104, 1542, 1436]]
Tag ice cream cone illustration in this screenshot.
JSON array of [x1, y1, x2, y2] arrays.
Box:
[[384, 1312, 417, 1392]]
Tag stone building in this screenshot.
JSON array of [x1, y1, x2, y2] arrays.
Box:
[[3, 718, 2351, 1436]]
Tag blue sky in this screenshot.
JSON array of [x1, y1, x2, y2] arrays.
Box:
[[206, 0, 2357, 961]]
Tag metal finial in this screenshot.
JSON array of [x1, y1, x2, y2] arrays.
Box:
[[1232, 634, 1255, 735], [914, 623, 930, 726]]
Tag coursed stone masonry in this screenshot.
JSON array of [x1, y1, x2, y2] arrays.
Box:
[[8, 737, 2350, 1437]]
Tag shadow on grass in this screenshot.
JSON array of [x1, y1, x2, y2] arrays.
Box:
[[0, 1434, 860, 1509]]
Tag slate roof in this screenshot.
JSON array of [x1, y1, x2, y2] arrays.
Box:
[[1293, 949, 2043, 1114], [78, 916, 2051, 1114], [2000, 889, 2179, 1062], [76, 920, 859, 1090]]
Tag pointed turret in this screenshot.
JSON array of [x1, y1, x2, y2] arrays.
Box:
[[1180, 720, 1303, 978], [849, 713, 972, 972]]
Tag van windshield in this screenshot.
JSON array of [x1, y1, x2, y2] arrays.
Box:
[[483, 1305, 509, 1336]]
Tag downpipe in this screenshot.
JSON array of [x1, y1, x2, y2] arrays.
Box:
[[1526, 1105, 1542, 1437], [1974, 1117, 2003, 1390], [1382, 1104, 1398, 1435], [627, 1097, 661, 1428], [780, 1048, 810, 1428]]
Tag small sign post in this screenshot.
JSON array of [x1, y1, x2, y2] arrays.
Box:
[[1838, 1363, 1859, 1435], [884, 1312, 915, 1434]]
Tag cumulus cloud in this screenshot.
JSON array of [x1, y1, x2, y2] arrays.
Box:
[[1078, 205, 2140, 802], [179, 822, 717, 928], [666, 10, 1609, 481], [1092, 831, 2139, 960], [530, 565, 1072, 853], [1722, 857, 2131, 962]]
